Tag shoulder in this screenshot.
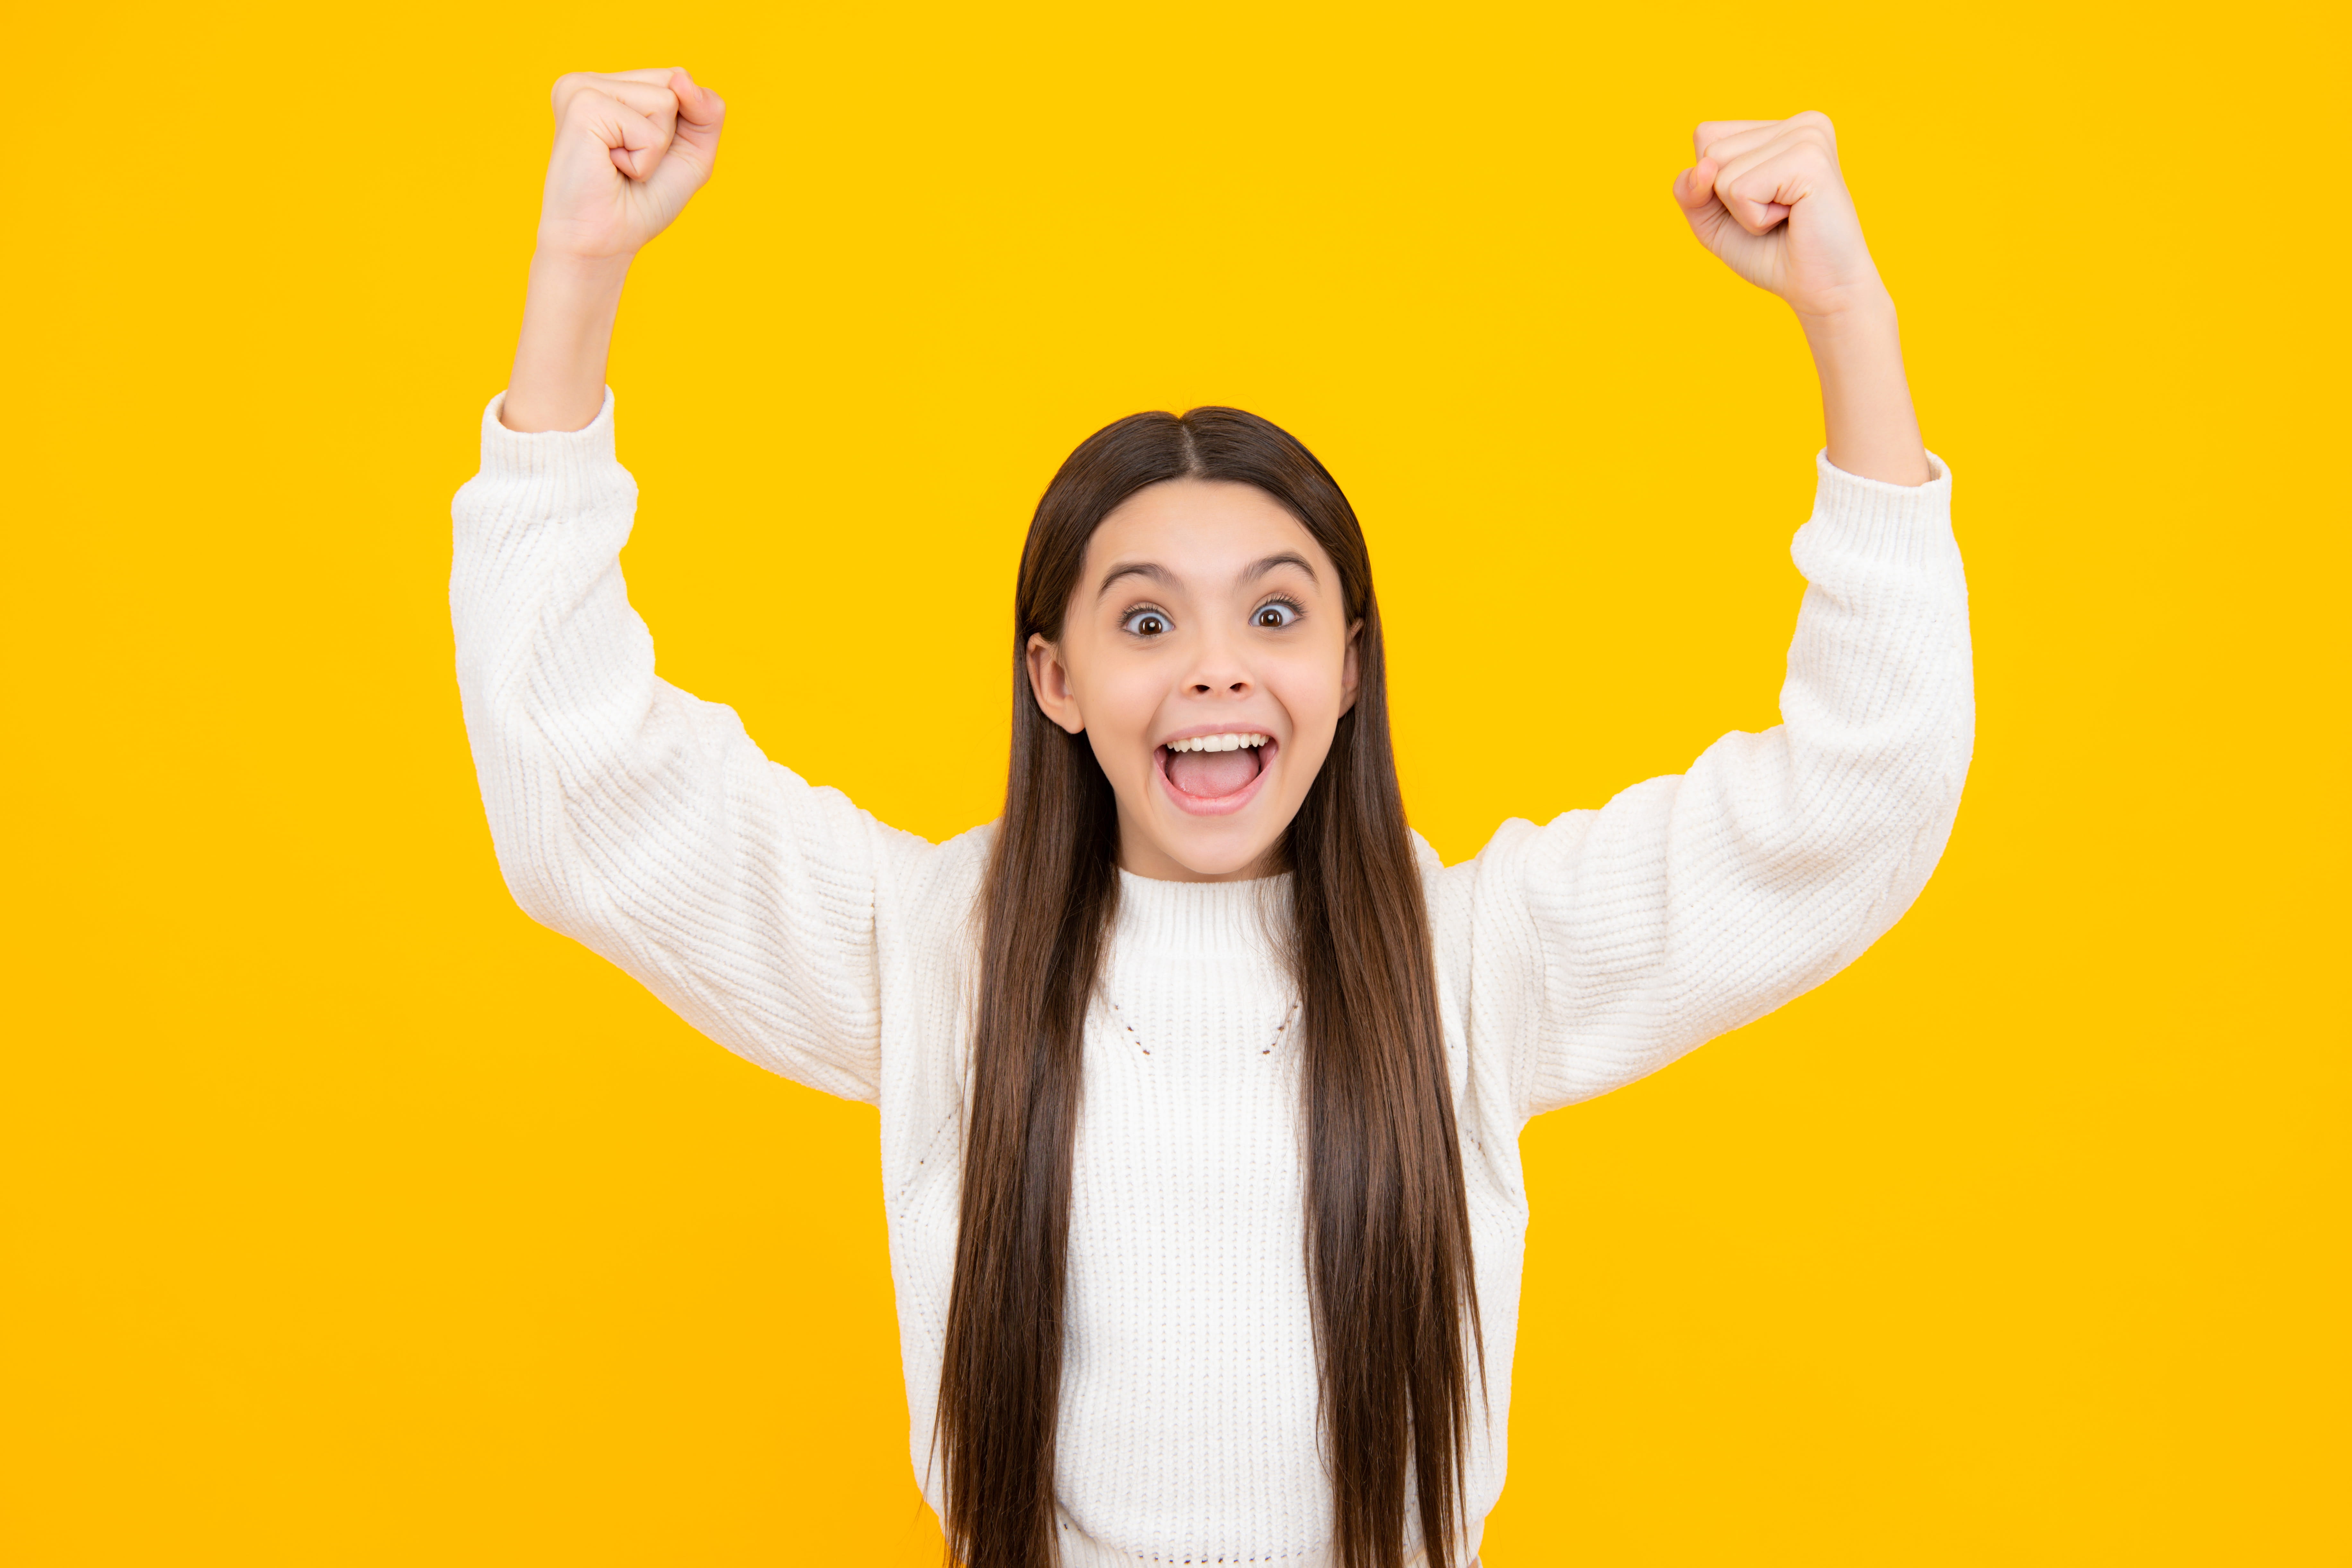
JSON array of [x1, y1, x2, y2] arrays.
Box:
[[1415, 814, 1578, 940], [872, 817, 994, 968], [1413, 823, 1550, 1135], [1416, 821, 1550, 978], [870, 814, 993, 907]]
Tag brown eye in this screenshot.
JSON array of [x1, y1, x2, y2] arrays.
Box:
[[1122, 608, 1170, 637], [1252, 600, 1300, 629]]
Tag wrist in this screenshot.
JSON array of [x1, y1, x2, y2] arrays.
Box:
[[1797, 281, 1929, 487], [525, 247, 633, 311], [1795, 280, 1899, 354], [503, 251, 631, 435]]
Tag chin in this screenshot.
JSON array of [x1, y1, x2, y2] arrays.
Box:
[[1159, 826, 1283, 880]]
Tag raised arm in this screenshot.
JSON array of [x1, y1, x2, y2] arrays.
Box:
[[453, 70, 933, 1103], [501, 69, 723, 434], [1447, 115, 1973, 1120]]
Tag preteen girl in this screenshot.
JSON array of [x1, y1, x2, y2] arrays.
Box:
[[452, 67, 1971, 1568]]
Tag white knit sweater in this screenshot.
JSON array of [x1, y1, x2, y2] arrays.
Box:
[[450, 392, 1973, 1566]]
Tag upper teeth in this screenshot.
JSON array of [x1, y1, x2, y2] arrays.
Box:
[[1167, 732, 1270, 753]]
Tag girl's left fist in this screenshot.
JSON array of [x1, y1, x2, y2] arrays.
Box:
[[1673, 113, 1887, 322]]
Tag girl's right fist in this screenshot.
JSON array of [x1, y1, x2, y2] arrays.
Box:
[[534, 68, 725, 264]]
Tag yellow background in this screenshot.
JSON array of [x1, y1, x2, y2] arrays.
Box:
[[4, 1, 2344, 1562]]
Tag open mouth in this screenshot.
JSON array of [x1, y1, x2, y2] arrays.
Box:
[[1156, 731, 1276, 815]]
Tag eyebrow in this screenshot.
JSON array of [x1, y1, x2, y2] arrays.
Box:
[[1244, 552, 1319, 586], [1095, 561, 1175, 599], [1093, 552, 1320, 600]]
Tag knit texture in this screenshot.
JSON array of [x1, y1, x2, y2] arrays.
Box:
[[450, 392, 1974, 1565]]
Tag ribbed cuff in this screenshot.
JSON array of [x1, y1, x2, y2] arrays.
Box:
[[460, 389, 632, 530], [1804, 447, 1954, 568], [477, 387, 619, 480]]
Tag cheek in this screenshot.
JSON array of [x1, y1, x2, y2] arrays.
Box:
[[1074, 661, 1164, 750], [1268, 647, 1350, 734]]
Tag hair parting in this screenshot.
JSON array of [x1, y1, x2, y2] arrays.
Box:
[[938, 407, 1481, 1568]]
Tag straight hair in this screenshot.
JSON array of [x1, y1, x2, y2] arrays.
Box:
[[938, 407, 1481, 1568]]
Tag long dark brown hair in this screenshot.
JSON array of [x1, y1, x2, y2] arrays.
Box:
[[938, 408, 1480, 1568]]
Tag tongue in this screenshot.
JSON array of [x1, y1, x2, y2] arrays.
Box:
[[1167, 746, 1261, 798]]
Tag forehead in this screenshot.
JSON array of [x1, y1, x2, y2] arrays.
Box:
[[1084, 479, 1336, 589]]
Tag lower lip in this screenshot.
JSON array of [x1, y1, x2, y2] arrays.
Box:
[[1155, 740, 1279, 818]]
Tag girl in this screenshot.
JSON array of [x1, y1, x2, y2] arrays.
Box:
[[453, 67, 1970, 1568]]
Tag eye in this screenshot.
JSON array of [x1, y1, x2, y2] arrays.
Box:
[[1250, 597, 1302, 630], [1121, 606, 1172, 637]]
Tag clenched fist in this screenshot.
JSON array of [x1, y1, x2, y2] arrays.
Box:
[[1673, 112, 1884, 323], [536, 68, 727, 263]]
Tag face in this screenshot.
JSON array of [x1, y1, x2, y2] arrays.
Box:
[[1025, 478, 1362, 882]]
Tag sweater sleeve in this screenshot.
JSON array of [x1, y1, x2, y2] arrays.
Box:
[[1463, 453, 1975, 1122], [449, 391, 930, 1104]]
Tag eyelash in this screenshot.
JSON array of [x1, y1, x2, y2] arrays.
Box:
[[1119, 596, 1306, 638], [1120, 603, 1175, 638], [1250, 595, 1305, 629]]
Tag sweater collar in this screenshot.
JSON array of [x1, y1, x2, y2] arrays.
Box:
[[1113, 868, 1293, 958]]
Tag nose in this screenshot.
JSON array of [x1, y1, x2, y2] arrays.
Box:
[[1184, 624, 1253, 698], [1186, 668, 1252, 696]]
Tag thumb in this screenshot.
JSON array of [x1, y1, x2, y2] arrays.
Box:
[[587, 97, 672, 183], [668, 68, 725, 130], [665, 68, 725, 170]]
